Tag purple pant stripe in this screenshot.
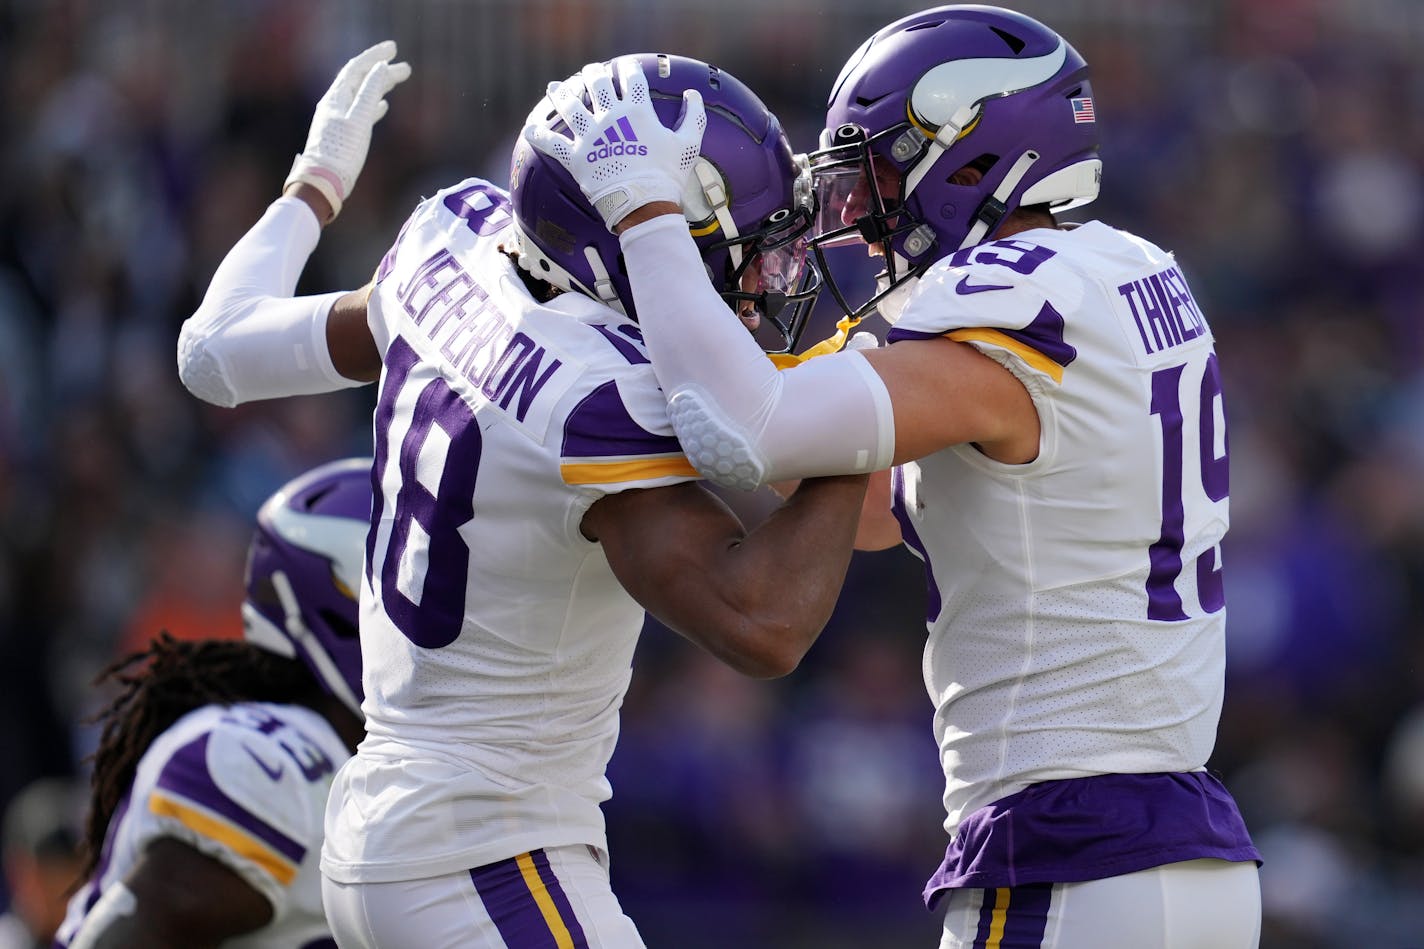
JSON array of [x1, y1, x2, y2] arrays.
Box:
[[971, 887, 1000, 949], [528, 849, 589, 949], [470, 851, 587, 949], [970, 884, 1054, 949], [1003, 883, 1053, 947]]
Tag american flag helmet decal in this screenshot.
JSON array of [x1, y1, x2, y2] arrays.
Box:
[[1071, 97, 1096, 123]]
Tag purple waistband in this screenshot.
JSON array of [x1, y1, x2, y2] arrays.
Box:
[[924, 771, 1261, 907]]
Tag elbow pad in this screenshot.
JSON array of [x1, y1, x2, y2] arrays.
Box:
[[668, 350, 895, 490], [177, 196, 361, 406], [178, 290, 350, 407]]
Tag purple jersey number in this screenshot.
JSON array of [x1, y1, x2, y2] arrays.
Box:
[[1146, 353, 1228, 620], [367, 336, 482, 648], [444, 182, 512, 236]]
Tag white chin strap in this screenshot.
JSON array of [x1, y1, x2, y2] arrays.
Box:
[[959, 149, 1042, 249], [582, 246, 623, 311], [689, 158, 742, 269]]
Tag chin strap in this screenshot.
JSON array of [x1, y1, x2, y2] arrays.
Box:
[[583, 246, 624, 312], [960, 149, 1042, 249], [766, 314, 865, 369], [693, 160, 742, 270]]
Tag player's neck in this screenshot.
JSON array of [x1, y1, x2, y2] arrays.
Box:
[[998, 210, 1058, 239]]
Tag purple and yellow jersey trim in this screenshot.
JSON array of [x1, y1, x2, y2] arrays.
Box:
[[150, 733, 306, 887], [560, 454, 698, 485], [560, 380, 700, 487], [469, 849, 590, 949], [945, 328, 1065, 383], [890, 301, 1077, 384]]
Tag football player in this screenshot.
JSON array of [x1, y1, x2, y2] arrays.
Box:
[[531, 7, 1264, 947], [176, 44, 868, 946], [56, 458, 372, 948]]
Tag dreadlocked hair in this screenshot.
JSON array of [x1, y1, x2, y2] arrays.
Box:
[[80, 632, 326, 879]]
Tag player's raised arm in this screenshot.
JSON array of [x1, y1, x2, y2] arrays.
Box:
[[176, 42, 408, 407]]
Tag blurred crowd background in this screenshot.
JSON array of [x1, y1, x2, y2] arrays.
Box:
[[1, 0, 1423, 946]]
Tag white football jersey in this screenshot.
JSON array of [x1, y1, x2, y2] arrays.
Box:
[[321, 179, 700, 883], [56, 702, 351, 949], [886, 222, 1230, 836]]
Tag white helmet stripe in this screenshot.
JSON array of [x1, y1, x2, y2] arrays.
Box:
[[264, 503, 369, 601], [909, 39, 1068, 130]]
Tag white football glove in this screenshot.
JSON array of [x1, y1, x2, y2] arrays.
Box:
[[523, 57, 706, 231], [284, 41, 411, 220]]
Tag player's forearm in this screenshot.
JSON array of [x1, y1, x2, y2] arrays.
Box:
[[712, 473, 868, 676], [177, 197, 359, 407], [619, 215, 894, 488]]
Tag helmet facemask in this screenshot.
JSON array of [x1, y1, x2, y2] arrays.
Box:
[[706, 155, 820, 352], [807, 123, 938, 323]]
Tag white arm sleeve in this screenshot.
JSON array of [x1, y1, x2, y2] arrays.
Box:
[[177, 196, 364, 407], [619, 215, 894, 489]]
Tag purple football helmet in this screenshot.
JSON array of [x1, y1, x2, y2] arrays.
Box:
[[808, 5, 1101, 320], [509, 53, 820, 352], [242, 458, 372, 717]]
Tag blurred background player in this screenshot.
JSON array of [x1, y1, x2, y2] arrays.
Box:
[[0, 778, 84, 949], [54, 458, 372, 948], [533, 6, 1263, 947], [176, 44, 867, 947]]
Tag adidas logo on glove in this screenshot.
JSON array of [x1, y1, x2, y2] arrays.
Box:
[[586, 117, 649, 162]]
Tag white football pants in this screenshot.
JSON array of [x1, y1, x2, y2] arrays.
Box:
[[322, 844, 645, 949], [939, 858, 1261, 948]]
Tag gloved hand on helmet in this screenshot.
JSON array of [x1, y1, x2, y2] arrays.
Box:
[[524, 56, 706, 232]]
